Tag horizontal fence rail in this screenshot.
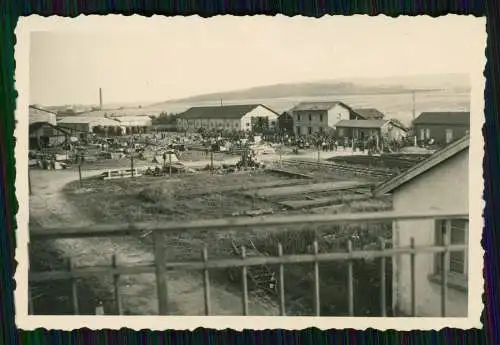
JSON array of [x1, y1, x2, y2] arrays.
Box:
[[30, 210, 468, 239], [28, 211, 469, 317]]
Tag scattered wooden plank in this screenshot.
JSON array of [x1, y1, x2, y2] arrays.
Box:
[[181, 179, 306, 197], [244, 181, 374, 198], [279, 194, 370, 210], [266, 168, 313, 179]]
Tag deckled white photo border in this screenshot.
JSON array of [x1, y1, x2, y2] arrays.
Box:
[[14, 14, 486, 331]]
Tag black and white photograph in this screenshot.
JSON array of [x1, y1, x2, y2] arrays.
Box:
[[15, 15, 485, 330]]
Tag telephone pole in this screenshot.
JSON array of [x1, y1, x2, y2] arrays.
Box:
[[169, 151, 172, 177], [130, 137, 135, 177], [412, 90, 417, 147], [78, 152, 84, 188]]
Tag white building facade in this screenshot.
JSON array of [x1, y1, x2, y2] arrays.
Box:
[[176, 104, 279, 132], [290, 102, 359, 136], [376, 136, 469, 317]]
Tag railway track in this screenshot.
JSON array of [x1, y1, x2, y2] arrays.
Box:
[[282, 159, 396, 179], [330, 155, 425, 170]]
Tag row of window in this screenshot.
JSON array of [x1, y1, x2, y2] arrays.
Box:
[[296, 114, 324, 122], [181, 121, 240, 128], [179, 119, 277, 129], [419, 128, 469, 144], [295, 126, 325, 135]]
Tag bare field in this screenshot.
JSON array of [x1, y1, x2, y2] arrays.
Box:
[[30, 169, 393, 316]]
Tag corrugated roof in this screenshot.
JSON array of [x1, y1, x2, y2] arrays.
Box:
[[335, 119, 388, 129], [29, 105, 57, 115], [413, 112, 470, 125], [113, 116, 152, 122], [353, 108, 385, 120], [80, 109, 156, 117], [179, 104, 264, 119], [375, 134, 470, 195], [290, 101, 350, 112], [29, 122, 70, 135], [58, 116, 120, 126]]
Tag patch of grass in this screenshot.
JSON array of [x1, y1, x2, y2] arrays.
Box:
[[246, 219, 393, 316], [33, 170, 395, 316]]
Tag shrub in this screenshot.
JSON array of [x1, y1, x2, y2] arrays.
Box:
[[136, 186, 173, 203]]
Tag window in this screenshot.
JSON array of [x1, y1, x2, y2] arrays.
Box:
[[308, 127, 312, 135], [425, 128, 431, 139], [420, 129, 425, 141], [434, 219, 468, 276], [309, 114, 312, 121], [320, 114, 323, 122], [297, 115, 301, 121], [296, 126, 301, 135]]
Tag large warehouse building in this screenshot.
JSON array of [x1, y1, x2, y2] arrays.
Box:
[[176, 104, 279, 133]]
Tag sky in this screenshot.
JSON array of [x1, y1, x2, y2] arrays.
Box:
[[29, 15, 483, 106]]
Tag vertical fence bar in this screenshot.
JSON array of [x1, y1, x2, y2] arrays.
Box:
[[441, 223, 450, 317], [379, 238, 387, 317], [313, 240, 320, 316], [112, 254, 123, 315], [347, 240, 354, 316], [277, 243, 286, 316], [68, 258, 79, 315], [240, 246, 249, 316], [202, 247, 211, 316], [410, 237, 416, 317], [153, 231, 169, 315]]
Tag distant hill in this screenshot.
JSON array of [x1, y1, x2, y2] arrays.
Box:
[[148, 73, 470, 109]]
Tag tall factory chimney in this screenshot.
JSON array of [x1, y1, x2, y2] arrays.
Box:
[[99, 88, 103, 110]]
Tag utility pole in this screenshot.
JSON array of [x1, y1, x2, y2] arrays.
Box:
[[78, 152, 84, 188], [412, 90, 416, 122], [210, 149, 214, 172], [412, 90, 417, 147], [169, 151, 172, 177], [130, 137, 135, 178]]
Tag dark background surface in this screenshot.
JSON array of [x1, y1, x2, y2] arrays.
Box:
[[0, 0, 498, 344]]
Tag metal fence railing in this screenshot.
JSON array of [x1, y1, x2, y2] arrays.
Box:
[[28, 210, 468, 317]]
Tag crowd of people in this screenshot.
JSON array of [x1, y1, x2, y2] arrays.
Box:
[[189, 127, 412, 155]]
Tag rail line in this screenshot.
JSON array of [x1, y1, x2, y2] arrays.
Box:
[[282, 159, 396, 179]]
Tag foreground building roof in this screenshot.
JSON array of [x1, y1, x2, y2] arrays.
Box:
[[375, 134, 470, 195]]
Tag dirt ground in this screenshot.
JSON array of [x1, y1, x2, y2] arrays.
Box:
[[29, 169, 281, 315], [29, 157, 393, 316]]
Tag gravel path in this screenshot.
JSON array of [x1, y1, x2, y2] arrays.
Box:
[[29, 168, 278, 316]]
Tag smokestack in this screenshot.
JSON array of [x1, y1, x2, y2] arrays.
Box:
[[99, 88, 103, 110]]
